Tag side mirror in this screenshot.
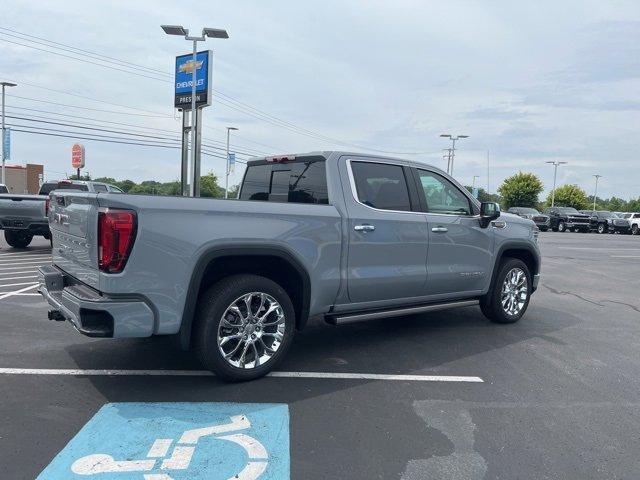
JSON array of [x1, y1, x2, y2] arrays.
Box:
[[480, 202, 500, 228]]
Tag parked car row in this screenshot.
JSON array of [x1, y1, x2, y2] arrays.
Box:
[[0, 179, 122, 248], [508, 206, 639, 235]]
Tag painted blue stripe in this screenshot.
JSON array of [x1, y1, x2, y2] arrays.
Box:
[[38, 402, 289, 480]]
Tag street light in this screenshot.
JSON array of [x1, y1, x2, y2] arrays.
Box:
[[161, 25, 228, 197], [440, 134, 469, 176], [592, 175, 602, 211], [1, 81, 17, 185], [225, 126, 239, 198], [546, 161, 568, 207]]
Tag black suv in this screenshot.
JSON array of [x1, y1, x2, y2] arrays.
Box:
[[543, 206, 590, 232], [507, 207, 550, 231], [580, 210, 631, 234]]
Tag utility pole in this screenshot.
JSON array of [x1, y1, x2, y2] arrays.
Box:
[[546, 161, 568, 207], [439, 134, 469, 177], [472, 175, 479, 189], [442, 149, 452, 174], [1, 81, 17, 185], [486, 150, 490, 194], [592, 174, 602, 211], [225, 126, 238, 198]]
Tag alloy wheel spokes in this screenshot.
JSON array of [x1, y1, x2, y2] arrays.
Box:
[[217, 291, 286, 369], [500, 267, 528, 316]]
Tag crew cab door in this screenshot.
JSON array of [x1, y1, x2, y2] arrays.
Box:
[[342, 158, 428, 303], [412, 168, 494, 296]]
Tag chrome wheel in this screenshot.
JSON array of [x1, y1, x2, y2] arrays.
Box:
[[500, 267, 528, 316], [217, 292, 286, 369]]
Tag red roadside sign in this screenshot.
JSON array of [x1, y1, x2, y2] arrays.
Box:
[[72, 143, 85, 169]]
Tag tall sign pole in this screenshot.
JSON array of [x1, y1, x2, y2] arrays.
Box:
[[1, 81, 17, 185], [593, 174, 602, 211], [163, 25, 228, 198]]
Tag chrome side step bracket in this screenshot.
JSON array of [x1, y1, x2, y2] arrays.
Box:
[[326, 299, 479, 326]]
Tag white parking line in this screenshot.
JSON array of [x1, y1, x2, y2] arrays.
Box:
[[557, 247, 640, 251], [0, 270, 40, 276], [610, 255, 640, 258], [0, 264, 49, 271], [0, 253, 51, 260], [0, 260, 52, 267], [0, 281, 38, 288], [0, 368, 484, 383], [0, 284, 39, 300], [0, 275, 37, 281]]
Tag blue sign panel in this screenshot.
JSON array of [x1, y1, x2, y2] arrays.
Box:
[[38, 402, 290, 480], [2, 128, 9, 161], [174, 50, 212, 109], [228, 152, 236, 173]]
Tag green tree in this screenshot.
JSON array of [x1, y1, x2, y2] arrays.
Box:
[[200, 172, 224, 198], [547, 184, 589, 209], [497, 172, 544, 209], [464, 186, 501, 204], [227, 184, 240, 199]]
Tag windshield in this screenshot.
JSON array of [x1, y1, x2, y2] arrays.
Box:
[[558, 207, 579, 214], [519, 208, 540, 214], [599, 211, 616, 218]]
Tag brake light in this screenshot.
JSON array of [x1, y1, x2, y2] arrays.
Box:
[[265, 155, 296, 163], [98, 209, 137, 273]]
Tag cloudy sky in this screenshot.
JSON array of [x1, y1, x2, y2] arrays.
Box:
[[2, 0, 639, 199]]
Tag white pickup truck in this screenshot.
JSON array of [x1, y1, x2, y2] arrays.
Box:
[[621, 213, 640, 235]]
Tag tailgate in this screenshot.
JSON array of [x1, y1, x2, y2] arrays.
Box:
[[49, 191, 100, 288], [0, 195, 46, 226]]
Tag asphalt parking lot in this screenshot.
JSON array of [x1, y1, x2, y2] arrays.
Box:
[[1, 232, 640, 479]]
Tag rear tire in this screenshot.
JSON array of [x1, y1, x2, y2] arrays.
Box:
[[632, 224, 639, 236], [194, 274, 295, 382], [481, 258, 531, 324], [4, 230, 33, 248]]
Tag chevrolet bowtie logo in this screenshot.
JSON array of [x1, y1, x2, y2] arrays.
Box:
[[179, 59, 203, 74]]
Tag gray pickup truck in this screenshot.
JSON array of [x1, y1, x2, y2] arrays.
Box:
[[38, 152, 540, 381], [0, 180, 122, 248]]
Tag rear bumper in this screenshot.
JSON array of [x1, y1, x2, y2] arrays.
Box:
[[0, 218, 50, 236], [612, 225, 631, 233], [37, 265, 155, 338]]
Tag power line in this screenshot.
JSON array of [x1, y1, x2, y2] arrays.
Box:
[[5, 112, 265, 157], [0, 27, 171, 78], [4, 29, 437, 155]]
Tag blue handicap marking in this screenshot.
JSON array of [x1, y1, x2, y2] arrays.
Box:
[[37, 402, 289, 480]]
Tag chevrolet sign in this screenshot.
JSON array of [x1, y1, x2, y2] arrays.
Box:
[[174, 50, 212, 109]]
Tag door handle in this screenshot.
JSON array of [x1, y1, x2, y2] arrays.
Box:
[[431, 226, 448, 233], [354, 224, 375, 232]]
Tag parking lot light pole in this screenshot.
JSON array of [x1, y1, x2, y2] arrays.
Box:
[[225, 126, 238, 199], [546, 161, 568, 207], [161, 25, 228, 197], [440, 134, 469, 176], [592, 175, 602, 211], [1, 81, 17, 185]]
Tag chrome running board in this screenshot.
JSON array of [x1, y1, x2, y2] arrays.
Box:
[[326, 299, 479, 325]]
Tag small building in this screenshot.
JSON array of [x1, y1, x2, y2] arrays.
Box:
[[2, 164, 44, 194]]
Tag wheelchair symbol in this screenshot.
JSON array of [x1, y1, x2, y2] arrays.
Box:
[[70, 415, 268, 480]]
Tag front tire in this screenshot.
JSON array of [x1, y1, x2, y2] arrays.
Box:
[[557, 220, 566, 232], [481, 258, 531, 324], [632, 224, 639, 236], [597, 223, 606, 234], [4, 230, 33, 248], [194, 274, 295, 382]]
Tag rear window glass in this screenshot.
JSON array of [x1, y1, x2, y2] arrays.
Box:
[[350, 161, 411, 212], [38, 183, 58, 195], [93, 184, 108, 192], [56, 182, 89, 191], [240, 159, 329, 204]]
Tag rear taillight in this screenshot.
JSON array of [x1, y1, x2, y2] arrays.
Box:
[[45, 198, 50, 216], [98, 208, 137, 273]]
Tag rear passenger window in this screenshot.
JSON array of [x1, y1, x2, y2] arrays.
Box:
[[240, 159, 329, 204], [350, 161, 411, 211], [93, 184, 108, 193]]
